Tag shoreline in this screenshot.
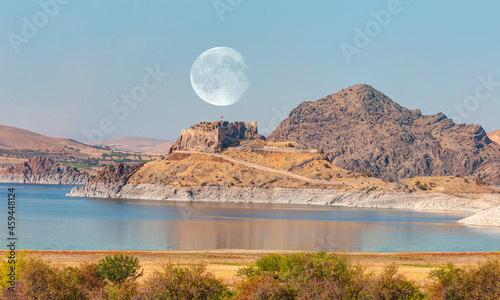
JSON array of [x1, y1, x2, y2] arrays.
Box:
[[68, 182, 500, 226]]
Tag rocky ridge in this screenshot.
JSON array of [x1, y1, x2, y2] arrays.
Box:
[[0, 156, 89, 185], [268, 84, 500, 186]]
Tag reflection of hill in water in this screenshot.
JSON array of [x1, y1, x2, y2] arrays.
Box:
[[142, 219, 457, 251]]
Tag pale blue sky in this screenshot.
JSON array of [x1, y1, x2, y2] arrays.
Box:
[[0, 1, 499, 142]]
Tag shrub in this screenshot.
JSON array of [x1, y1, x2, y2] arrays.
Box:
[[80, 262, 107, 296], [104, 279, 138, 300], [237, 252, 370, 299], [370, 264, 425, 300], [6, 259, 88, 300], [137, 263, 230, 300], [236, 275, 295, 300], [429, 260, 500, 300], [0, 250, 31, 291], [98, 254, 143, 285]]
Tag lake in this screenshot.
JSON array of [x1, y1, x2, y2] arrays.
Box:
[[1, 183, 499, 251]]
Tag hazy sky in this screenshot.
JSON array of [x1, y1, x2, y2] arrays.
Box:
[[1, 1, 499, 142]]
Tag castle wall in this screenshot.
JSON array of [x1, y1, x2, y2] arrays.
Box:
[[170, 121, 265, 153]]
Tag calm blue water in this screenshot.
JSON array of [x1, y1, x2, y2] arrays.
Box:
[[0, 183, 499, 251]]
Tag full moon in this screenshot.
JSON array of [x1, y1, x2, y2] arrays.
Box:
[[190, 47, 249, 106]]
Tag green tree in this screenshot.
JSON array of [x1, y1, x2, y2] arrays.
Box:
[[97, 254, 143, 285]]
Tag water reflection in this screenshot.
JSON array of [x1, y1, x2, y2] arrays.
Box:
[[1, 183, 500, 251]]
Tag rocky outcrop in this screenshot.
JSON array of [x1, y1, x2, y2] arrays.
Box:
[[0, 156, 89, 185], [268, 84, 500, 186], [169, 121, 265, 153], [68, 183, 500, 213], [458, 206, 500, 227], [88, 162, 143, 185]]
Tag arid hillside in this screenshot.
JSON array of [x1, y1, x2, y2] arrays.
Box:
[[268, 84, 500, 186], [0, 125, 108, 157], [0, 125, 158, 172], [89, 147, 496, 194]]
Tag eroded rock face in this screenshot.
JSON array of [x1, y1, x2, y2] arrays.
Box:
[[0, 156, 89, 185], [268, 84, 500, 186], [88, 162, 143, 184], [169, 121, 265, 153]]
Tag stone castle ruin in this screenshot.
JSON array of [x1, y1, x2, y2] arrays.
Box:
[[169, 121, 265, 153]]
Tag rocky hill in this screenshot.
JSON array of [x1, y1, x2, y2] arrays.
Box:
[[488, 130, 500, 145], [0, 156, 89, 185], [267, 84, 500, 186]]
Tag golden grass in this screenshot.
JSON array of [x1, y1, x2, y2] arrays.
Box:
[[222, 149, 322, 171], [128, 153, 319, 188]]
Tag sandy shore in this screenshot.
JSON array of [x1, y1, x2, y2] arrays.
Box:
[[4, 250, 499, 288]]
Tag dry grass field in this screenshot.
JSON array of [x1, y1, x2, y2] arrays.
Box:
[[3, 250, 498, 289]]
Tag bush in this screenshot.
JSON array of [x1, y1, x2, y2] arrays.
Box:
[[80, 262, 107, 297], [370, 264, 425, 300], [137, 263, 231, 300], [237, 252, 370, 299], [236, 275, 295, 300], [429, 260, 500, 300], [98, 254, 143, 285], [104, 279, 138, 300], [4, 259, 89, 300], [0, 250, 30, 291]]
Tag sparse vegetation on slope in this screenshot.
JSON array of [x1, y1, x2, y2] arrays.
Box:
[[268, 84, 500, 186], [128, 152, 315, 189]]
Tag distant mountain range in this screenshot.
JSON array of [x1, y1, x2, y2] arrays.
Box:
[[488, 130, 500, 145], [92, 137, 173, 155], [0, 125, 163, 173], [268, 84, 500, 186], [0, 125, 111, 159]]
